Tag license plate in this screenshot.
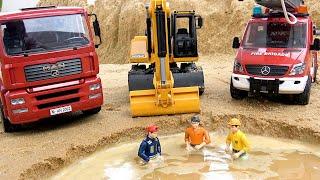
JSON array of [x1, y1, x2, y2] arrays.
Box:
[[50, 105, 72, 116]]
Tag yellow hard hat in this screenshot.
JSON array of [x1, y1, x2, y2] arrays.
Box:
[[228, 118, 241, 126]]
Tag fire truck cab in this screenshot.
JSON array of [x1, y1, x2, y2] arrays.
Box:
[[231, 4, 320, 105]]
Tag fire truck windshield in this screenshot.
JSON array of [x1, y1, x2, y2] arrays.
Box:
[[1, 14, 90, 56], [243, 22, 307, 49]]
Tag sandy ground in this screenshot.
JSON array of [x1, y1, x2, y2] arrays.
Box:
[[1, 53, 320, 179], [0, 0, 320, 179]]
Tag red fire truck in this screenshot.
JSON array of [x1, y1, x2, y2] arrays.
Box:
[[231, 1, 320, 105], [0, 6, 103, 132]]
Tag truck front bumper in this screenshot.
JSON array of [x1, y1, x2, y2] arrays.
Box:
[[4, 77, 103, 124], [231, 73, 308, 94]]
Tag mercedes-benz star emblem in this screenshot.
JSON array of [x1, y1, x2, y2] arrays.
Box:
[[261, 66, 271, 76]]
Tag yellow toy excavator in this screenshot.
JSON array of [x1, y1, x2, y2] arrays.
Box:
[[128, 0, 204, 117]]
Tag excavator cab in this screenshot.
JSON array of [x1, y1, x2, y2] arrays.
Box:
[[172, 11, 202, 58]]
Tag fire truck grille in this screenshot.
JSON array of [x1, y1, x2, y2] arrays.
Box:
[[24, 59, 82, 82], [245, 65, 289, 76]]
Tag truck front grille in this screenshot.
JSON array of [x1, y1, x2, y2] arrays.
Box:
[[35, 88, 80, 109], [24, 59, 82, 82], [36, 89, 79, 101], [245, 65, 289, 76], [37, 98, 80, 109]]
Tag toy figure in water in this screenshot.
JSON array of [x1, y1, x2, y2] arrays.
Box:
[[138, 124, 163, 165], [185, 116, 211, 151], [225, 118, 250, 160]]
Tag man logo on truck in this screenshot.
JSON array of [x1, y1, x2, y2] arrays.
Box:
[[261, 66, 271, 76], [42, 63, 65, 77]]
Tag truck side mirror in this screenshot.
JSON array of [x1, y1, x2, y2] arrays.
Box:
[[196, 16, 203, 29], [89, 13, 102, 48], [232, 37, 240, 49], [311, 38, 320, 51]]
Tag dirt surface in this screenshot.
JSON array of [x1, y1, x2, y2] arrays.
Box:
[[1, 0, 320, 179], [1, 54, 320, 179], [37, 0, 320, 63]]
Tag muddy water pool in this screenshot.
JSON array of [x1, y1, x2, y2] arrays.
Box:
[[52, 133, 320, 180]]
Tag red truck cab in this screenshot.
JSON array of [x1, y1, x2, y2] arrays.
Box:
[[0, 6, 103, 132], [230, 9, 320, 104]]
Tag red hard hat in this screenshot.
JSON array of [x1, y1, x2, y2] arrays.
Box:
[[146, 125, 158, 133]]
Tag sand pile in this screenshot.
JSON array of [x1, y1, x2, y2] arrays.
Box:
[[38, 0, 87, 7], [38, 0, 320, 63]]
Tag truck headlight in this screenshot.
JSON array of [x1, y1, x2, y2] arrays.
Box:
[[234, 60, 244, 73], [11, 98, 25, 105], [289, 63, 306, 75], [89, 83, 101, 91]]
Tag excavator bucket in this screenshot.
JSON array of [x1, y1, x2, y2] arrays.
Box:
[[130, 86, 200, 117]]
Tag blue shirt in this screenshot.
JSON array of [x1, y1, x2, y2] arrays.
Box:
[[138, 136, 161, 162]]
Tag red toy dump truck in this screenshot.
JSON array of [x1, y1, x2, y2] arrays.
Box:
[[231, 0, 320, 104], [0, 6, 103, 132]]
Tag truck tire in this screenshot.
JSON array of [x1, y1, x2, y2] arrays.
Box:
[[230, 79, 248, 100], [313, 65, 318, 83], [295, 76, 311, 105], [1, 106, 21, 133], [82, 106, 101, 115], [199, 87, 205, 96]]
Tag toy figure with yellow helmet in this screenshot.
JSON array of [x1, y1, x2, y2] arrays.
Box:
[[225, 118, 250, 160]]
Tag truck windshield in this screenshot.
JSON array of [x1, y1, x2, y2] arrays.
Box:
[[1, 14, 90, 56], [243, 22, 307, 48]]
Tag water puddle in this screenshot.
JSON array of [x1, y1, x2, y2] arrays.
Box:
[[52, 133, 320, 180]]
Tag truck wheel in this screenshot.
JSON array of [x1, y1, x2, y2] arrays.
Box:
[[82, 106, 101, 115], [295, 76, 311, 105], [230, 79, 248, 100], [199, 87, 205, 96], [1, 106, 21, 133], [313, 65, 318, 83]]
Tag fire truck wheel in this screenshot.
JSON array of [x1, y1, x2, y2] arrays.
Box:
[[230, 79, 248, 100], [295, 76, 311, 105], [1, 106, 21, 133], [313, 65, 318, 83], [82, 106, 101, 115]]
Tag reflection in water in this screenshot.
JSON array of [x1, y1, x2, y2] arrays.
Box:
[[52, 133, 320, 180], [104, 163, 134, 180]]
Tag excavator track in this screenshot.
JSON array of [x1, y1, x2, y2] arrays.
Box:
[[128, 63, 205, 95]]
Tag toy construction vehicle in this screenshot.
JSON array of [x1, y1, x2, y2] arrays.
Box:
[[0, 6, 103, 132], [128, 0, 204, 117]]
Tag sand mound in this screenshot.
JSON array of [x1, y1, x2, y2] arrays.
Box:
[[38, 0, 320, 63], [38, 0, 87, 7]]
